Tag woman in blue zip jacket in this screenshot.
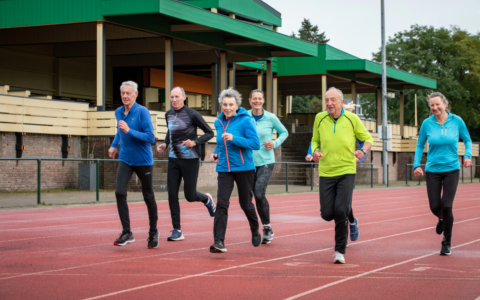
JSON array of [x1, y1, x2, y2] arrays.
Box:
[[414, 92, 472, 256], [209, 87, 261, 253]]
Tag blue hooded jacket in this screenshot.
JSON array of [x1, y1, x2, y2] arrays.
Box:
[[414, 112, 472, 173], [111, 102, 155, 166], [213, 107, 260, 172]]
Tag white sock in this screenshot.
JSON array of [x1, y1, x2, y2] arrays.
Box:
[[263, 224, 271, 229]]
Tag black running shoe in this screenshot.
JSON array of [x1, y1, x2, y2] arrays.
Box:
[[252, 230, 262, 247], [114, 232, 135, 246], [210, 239, 227, 253], [262, 227, 274, 244], [147, 230, 159, 249], [440, 237, 451, 256], [436, 219, 444, 235]]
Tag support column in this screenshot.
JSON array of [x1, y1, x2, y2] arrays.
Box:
[[96, 22, 105, 111], [165, 38, 173, 111], [257, 72, 263, 90], [273, 76, 278, 116], [321, 75, 327, 112], [399, 91, 404, 138], [266, 60, 273, 112], [351, 81, 356, 107], [228, 63, 235, 89], [376, 87, 382, 131], [220, 51, 227, 91], [211, 64, 218, 115]]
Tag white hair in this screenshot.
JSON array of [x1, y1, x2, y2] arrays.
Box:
[[218, 87, 242, 106], [326, 87, 344, 100], [172, 86, 186, 96], [120, 81, 138, 92]]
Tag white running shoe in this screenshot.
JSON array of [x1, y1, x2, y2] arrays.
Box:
[[333, 251, 345, 264]]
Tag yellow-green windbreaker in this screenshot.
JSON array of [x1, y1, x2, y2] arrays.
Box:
[[311, 108, 373, 177]]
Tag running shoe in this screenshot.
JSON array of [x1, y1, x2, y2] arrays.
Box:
[[252, 230, 262, 247], [262, 227, 274, 244], [349, 218, 360, 241], [114, 232, 135, 246], [204, 193, 216, 217], [147, 230, 159, 249], [440, 237, 451, 256], [210, 239, 227, 253], [333, 251, 345, 264], [436, 219, 444, 235], [167, 229, 185, 241]]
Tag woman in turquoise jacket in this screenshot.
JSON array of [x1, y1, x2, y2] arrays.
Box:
[[414, 92, 472, 256], [248, 89, 289, 245], [209, 88, 261, 253]]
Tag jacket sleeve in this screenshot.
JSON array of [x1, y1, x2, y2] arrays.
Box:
[[111, 111, 120, 148], [413, 121, 427, 169], [127, 107, 156, 144], [311, 114, 321, 153], [212, 120, 219, 154], [231, 118, 261, 150], [458, 117, 473, 159], [307, 143, 312, 156], [272, 115, 289, 148], [191, 110, 214, 145], [358, 140, 365, 162]]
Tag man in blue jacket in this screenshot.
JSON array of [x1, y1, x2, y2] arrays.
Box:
[[108, 81, 159, 249]]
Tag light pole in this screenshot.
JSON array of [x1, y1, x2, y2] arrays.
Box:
[[381, 0, 388, 185]]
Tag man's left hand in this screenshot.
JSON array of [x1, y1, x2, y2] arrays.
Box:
[[118, 121, 130, 134], [353, 150, 364, 160], [264, 141, 274, 150], [182, 139, 197, 148]]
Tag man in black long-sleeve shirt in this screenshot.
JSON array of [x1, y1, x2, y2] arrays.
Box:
[[157, 87, 215, 241]]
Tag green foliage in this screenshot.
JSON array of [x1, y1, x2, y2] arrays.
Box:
[[370, 25, 480, 140], [291, 95, 315, 113], [290, 18, 329, 44]]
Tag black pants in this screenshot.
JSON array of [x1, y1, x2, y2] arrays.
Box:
[[253, 163, 274, 225], [426, 170, 459, 237], [319, 174, 356, 254], [214, 171, 259, 241], [348, 208, 355, 224], [167, 157, 208, 230], [115, 162, 158, 233]]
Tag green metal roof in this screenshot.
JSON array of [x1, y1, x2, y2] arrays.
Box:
[[276, 44, 436, 90], [180, 0, 282, 26], [0, 0, 315, 58]]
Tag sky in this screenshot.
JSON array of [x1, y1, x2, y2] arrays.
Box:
[[263, 0, 480, 60]]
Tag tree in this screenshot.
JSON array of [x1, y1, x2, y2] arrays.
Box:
[[290, 18, 329, 44], [369, 25, 480, 140]]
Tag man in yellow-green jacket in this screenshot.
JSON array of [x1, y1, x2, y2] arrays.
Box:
[[311, 87, 373, 264]]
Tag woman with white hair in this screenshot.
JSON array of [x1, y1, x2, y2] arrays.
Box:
[[414, 92, 472, 255], [209, 88, 261, 253]]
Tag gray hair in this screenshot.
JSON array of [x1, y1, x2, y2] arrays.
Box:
[[326, 87, 344, 100], [120, 81, 138, 92], [218, 87, 242, 106], [249, 89, 264, 100], [172, 86, 186, 96], [428, 92, 450, 111]]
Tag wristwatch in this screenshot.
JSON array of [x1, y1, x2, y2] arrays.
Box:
[[361, 149, 367, 156]]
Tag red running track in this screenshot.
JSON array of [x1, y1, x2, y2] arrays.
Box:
[[1, 185, 480, 300]]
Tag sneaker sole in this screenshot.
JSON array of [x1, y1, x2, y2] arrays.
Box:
[[114, 238, 135, 246], [148, 243, 159, 249], [167, 236, 185, 241], [334, 260, 346, 264], [440, 252, 451, 256], [210, 246, 227, 253]]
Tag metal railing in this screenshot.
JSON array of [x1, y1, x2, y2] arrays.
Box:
[[0, 158, 375, 206], [406, 164, 480, 186]]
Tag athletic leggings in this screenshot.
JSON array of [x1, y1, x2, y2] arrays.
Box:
[[167, 157, 208, 230], [214, 171, 259, 241], [253, 164, 274, 225], [426, 170, 459, 238], [115, 162, 158, 234], [319, 174, 356, 254]]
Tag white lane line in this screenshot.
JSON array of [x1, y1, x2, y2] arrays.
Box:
[[284, 237, 480, 300], [80, 217, 480, 300]]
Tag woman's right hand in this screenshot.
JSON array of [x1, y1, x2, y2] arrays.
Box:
[[414, 167, 424, 177], [210, 153, 218, 163], [305, 155, 313, 162]]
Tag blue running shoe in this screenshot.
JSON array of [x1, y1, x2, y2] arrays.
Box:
[[205, 193, 216, 217], [349, 218, 360, 241], [167, 229, 185, 241]]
